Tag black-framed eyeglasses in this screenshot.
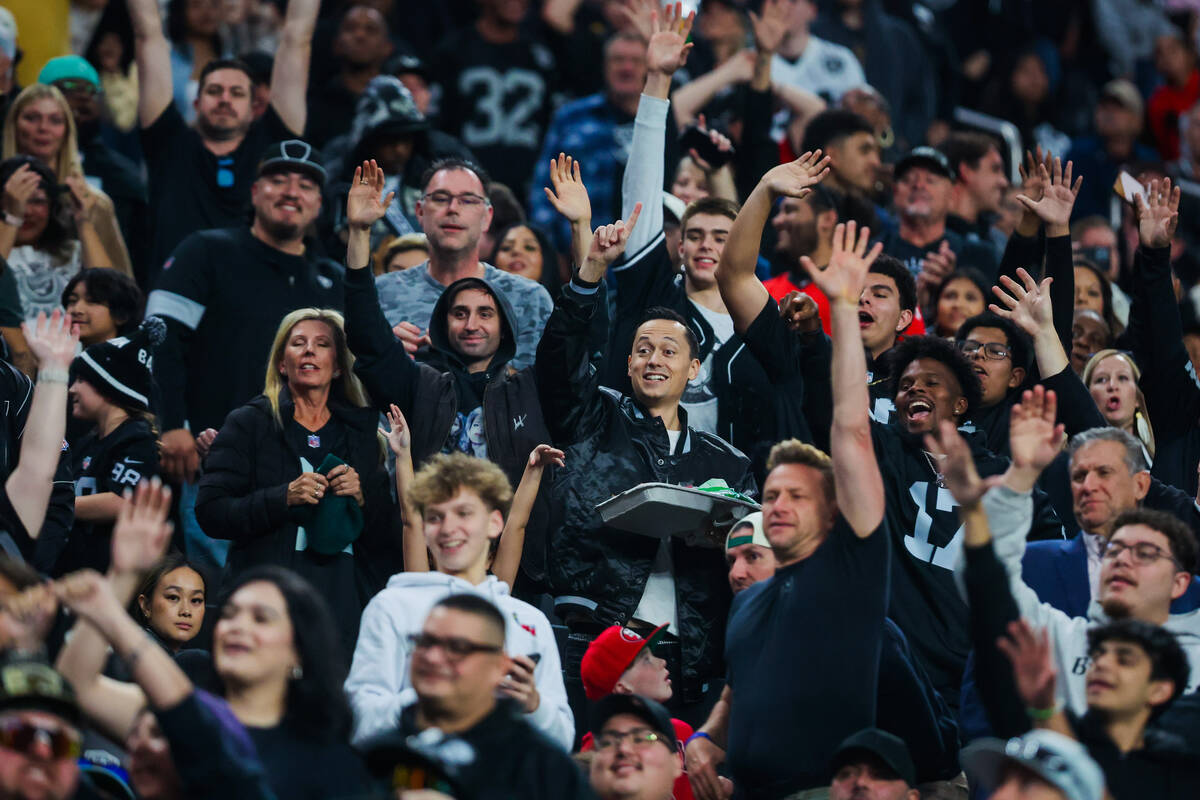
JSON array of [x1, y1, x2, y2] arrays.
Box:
[[593, 727, 665, 751], [407, 632, 502, 661], [421, 191, 488, 208], [0, 716, 82, 760], [958, 340, 1011, 360], [1101, 540, 1181, 569]]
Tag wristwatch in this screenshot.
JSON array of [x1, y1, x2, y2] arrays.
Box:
[[1, 212, 22, 228]]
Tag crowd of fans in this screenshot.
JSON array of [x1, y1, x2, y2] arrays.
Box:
[[0, 0, 1199, 798]]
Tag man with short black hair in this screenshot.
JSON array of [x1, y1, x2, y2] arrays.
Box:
[[358, 595, 592, 800], [375, 157, 553, 371], [799, 109, 884, 232], [535, 198, 754, 716], [305, 4, 394, 149], [941, 132, 1009, 255], [147, 141, 343, 494], [126, 0, 319, 281]]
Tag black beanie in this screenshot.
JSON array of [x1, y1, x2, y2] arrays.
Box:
[[72, 317, 166, 412]]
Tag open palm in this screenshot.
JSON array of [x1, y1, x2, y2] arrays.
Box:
[[24, 310, 78, 372], [110, 479, 173, 574], [1017, 158, 1081, 228], [989, 268, 1054, 338], [763, 150, 831, 201], [996, 619, 1057, 711], [346, 160, 394, 229], [1008, 386, 1065, 474], [1136, 178, 1181, 249], [543, 153, 591, 224], [803, 220, 880, 306]]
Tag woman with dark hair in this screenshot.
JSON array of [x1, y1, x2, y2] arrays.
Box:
[[166, 0, 229, 122], [134, 552, 207, 653], [55, 484, 370, 800], [929, 267, 989, 338], [62, 267, 145, 345], [196, 308, 395, 654], [1073, 256, 1122, 336], [489, 221, 559, 290]]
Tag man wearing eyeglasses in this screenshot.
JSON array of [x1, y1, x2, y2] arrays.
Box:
[[589, 694, 682, 800], [0, 657, 84, 800], [374, 157, 553, 372], [358, 594, 593, 800]]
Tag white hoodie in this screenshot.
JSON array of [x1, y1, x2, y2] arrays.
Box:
[[966, 485, 1200, 715], [344, 571, 574, 749]]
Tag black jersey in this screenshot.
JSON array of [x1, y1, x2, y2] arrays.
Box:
[[432, 26, 558, 193], [57, 417, 159, 575], [871, 422, 1063, 707]]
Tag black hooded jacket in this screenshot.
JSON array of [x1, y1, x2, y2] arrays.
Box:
[[536, 281, 756, 701], [343, 267, 552, 509]]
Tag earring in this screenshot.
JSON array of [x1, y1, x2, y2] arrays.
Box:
[[291, 665, 303, 680]]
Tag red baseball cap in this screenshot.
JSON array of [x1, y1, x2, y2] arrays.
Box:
[[581, 624, 668, 700]]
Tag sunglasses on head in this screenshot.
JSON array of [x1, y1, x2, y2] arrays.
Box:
[[0, 716, 82, 760]]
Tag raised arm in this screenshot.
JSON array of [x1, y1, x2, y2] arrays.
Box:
[[268, 0, 319, 135], [381, 404, 427, 573], [127, 0, 174, 127], [543, 154, 592, 272], [989, 267, 1069, 379], [6, 311, 76, 539], [806, 221, 884, 536], [716, 151, 830, 332], [55, 481, 173, 741], [621, 2, 693, 252], [493, 445, 564, 588]]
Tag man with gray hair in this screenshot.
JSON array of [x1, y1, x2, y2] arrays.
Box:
[[1022, 426, 1200, 618]]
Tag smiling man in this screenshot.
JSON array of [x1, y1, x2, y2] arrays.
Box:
[[148, 141, 344, 497], [357, 594, 592, 800], [589, 694, 683, 800], [535, 201, 754, 720], [345, 452, 574, 750]]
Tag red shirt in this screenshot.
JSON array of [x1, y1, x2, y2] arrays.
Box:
[[761, 273, 926, 337], [1148, 70, 1200, 160], [581, 718, 696, 800]]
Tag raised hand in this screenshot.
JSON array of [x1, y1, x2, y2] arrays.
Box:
[[1016, 148, 1050, 206], [923, 420, 1001, 508], [749, 0, 788, 54], [110, 479, 174, 575], [916, 240, 956, 308], [989, 267, 1055, 338], [542, 153, 592, 225], [585, 203, 642, 268], [779, 290, 821, 333], [1135, 178, 1181, 250], [347, 160, 395, 230], [24, 310, 78, 374], [1016, 157, 1081, 231], [382, 404, 412, 456], [761, 150, 831, 201], [611, 0, 657, 41], [2, 164, 41, 219], [1008, 386, 1066, 476], [528, 444, 566, 469], [0, 584, 58, 653], [996, 619, 1057, 712], [646, 2, 695, 75], [802, 220, 882, 306]]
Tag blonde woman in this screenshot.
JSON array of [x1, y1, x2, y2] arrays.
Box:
[[1083, 349, 1155, 464], [195, 308, 396, 654], [1, 84, 132, 276]]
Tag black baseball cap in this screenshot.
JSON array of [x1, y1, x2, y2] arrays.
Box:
[[257, 139, 327, 188], [894, 146, 954, 182], [591, 694, 677, 749], [0, 656, 81, 725], [829, 728, 916, 787]]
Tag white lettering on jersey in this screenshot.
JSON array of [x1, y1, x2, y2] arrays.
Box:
[[905, 480, 964, 570], [459, 67, 545, 149]]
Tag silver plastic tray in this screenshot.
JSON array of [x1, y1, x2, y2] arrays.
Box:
[[596, 482, 761, 538]]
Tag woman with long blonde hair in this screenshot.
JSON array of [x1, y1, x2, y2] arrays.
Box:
[[1083, 349, 1156, 464], [196, 308, 396, 654], [1, 83, 132, 275]]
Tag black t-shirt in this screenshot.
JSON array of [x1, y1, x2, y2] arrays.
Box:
[[432, 26, 558, 193], [725, 516, 890, 797], [57, 417, 159, 575], [141, 103, 296, 283]]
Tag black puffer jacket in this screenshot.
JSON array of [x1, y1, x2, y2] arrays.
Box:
[[343, 268, 552, 529], [195, 390, 396, 638], [536, 282, 756, 701]]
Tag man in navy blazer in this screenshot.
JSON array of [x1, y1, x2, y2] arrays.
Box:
[[1022, 428, 1200, 617]]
